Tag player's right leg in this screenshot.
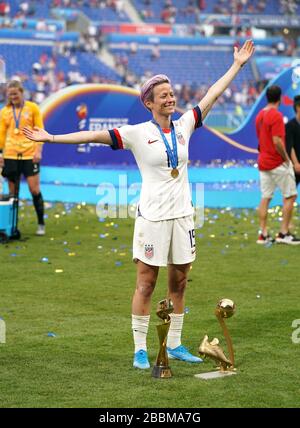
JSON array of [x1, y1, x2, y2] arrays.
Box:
[[257, 170, 274, 243], [131, 216, 170, 369], [132, 261, 159, 369]]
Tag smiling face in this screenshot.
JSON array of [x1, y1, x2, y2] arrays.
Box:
[[7, 86, 24, 107], [145, 82, 176, 117]]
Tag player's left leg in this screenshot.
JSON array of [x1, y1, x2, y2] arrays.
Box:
[[166, 215, 202, 363], [26, 165, 45, 235], [167, 262, 202, 363], [273, 163, 300, 244]]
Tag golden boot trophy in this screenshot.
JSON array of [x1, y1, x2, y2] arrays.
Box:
[[195, 298, 237, 380], [152, 298, 174, 379]]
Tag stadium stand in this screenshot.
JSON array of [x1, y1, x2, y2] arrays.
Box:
[[0, 41, 122, 103], [132, 0, 300, 24], [0, 0, 299, 115]]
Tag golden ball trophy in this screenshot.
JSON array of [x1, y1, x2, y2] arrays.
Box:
[[152, 298, 174, 379], [195, 298, 237, 380]]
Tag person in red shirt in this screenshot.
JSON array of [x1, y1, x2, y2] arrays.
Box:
[[255, 85, 300, 245]]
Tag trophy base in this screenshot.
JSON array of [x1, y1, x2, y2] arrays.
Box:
[[194, 370, 237, 380], [152, 365, 172, 379]]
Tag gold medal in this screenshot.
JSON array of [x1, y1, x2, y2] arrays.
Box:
[[171, 168, 179, 178], [14, 128, 20, 135]]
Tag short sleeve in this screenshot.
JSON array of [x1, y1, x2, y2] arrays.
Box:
[[109, 124, 140, 151], [177, 106, 202, 139], [271, 111, 285, 138]]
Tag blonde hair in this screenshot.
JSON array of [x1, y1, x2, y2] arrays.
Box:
[[7, 79, 24, 92]]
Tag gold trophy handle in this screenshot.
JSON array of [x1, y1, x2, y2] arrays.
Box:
[[215, 309, 234, 368]]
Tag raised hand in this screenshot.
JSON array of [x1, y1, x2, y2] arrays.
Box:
[[234, 40, 255, 67], [23, 126, 52, 142]]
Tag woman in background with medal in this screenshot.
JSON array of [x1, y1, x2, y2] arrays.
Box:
[[0, 80, 45, 236], [23, 40, 254, 369]]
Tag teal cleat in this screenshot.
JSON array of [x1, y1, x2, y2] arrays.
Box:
[[167, 345, 203, 363], [133, 349, 150, 369]]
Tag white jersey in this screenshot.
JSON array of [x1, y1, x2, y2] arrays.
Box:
[[109, 107, 202, 221]]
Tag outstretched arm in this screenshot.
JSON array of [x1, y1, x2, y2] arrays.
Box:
[[199, 40, 255, 120], [23, 126, 113, 146]]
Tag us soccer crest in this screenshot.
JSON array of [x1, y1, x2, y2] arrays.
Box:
[[176, 131, 185, 145], [145, 244, 154, 259]]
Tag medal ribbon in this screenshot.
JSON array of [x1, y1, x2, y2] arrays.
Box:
[[152, 120, 178, 169], [12, 103, 24, 130]]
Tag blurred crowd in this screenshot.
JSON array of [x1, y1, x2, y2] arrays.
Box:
[[0, 0, 125, 18], [112, 47, 265, 111], [1, 32, 107, 105], [140, 0, 300, 23], [212, 0, 268, 15], [0, 0, 297, 110]]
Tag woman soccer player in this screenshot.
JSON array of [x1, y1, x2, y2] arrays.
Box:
[[23, 40, 254, 369]]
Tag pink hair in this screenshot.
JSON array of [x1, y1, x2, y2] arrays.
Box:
[[140, 74, 171, 108]]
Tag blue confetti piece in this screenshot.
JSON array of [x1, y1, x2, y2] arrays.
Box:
[[264, 241, 273, 248], [10, 253, 17, 257], [47, 332, 56, 337], [184, 307, 190, 314], [99, 234, 106, 238], [98, 218, 105, 222], [76, 241, 81, 245], [115, 261, 122, 266], [41, 257, 49, 263], [114, 224, 119, 228]]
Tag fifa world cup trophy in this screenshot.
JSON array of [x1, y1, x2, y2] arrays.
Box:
[[152, 299, 174, 378]]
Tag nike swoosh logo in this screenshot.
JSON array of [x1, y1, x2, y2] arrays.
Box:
[[148, 139, 158, 144]]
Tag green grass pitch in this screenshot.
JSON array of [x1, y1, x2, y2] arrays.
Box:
[[0, 202, 300, 408]]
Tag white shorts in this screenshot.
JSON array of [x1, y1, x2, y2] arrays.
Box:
[[133, 215, 196, 267], [260, 163, 297, 199]]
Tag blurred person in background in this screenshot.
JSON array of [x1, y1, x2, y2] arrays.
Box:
[[286, 95, 300, 187], [256, 85, 299, 245], [0, 80, 46, 235]]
